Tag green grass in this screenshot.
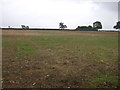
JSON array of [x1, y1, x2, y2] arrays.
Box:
[[32, 36, 118, 53], [90, 75, 118, 88], [16, 42, 36, 55], [32, 36, 72, 43]]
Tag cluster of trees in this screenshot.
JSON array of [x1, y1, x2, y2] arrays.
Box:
[[76, 21, 102, 31], [21, 25, 29, 29], [76, 25, 93, 31], [59, 21, 120, 31], [59, 21, 103, 31], [59, 21, 103, 30]]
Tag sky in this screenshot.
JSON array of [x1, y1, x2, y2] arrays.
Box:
[[1, 0, 119, 29]]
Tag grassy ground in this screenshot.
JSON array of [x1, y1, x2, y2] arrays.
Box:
[[2, 30, 118, 88]]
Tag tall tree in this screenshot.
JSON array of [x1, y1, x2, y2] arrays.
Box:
[[93, 21, 102, 29]]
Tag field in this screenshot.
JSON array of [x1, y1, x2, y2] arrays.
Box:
[[2, 30, 118, 88]]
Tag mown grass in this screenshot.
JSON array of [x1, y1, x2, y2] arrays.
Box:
[[2, 30, 118, 88]]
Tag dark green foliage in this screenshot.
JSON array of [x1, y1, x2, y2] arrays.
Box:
[[88, 25, 92, 28], [76, 25, 97, 31], [113, 21, 120, 29], [21, 25, 29, 30], [93, 21, 102, 29], [59, 22, 67, 29]]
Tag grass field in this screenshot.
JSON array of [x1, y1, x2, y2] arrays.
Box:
[[2, 30, 118, 88]]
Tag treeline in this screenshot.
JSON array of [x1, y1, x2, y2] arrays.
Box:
[[76, 21, 102, 31], [2, 21, 120, 31], [59, 21, 102, 31], [59, 21, 120, 31], [76, 26, 97, 31]]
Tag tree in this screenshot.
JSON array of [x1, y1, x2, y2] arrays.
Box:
[[113, 21, 120, 29], [59, 22, 67, 29], [63, 25, 67, 29], [93, 21, 102, 29], [8, 26, 10, 28], [26, 26, 29, 29], [21, 25, 29, 29], [76, 25, 93, 31], [21, 25, 26, 29], [59, 22, 64, 29]]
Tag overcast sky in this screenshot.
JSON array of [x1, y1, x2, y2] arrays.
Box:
[[1, 0, 119, 29]]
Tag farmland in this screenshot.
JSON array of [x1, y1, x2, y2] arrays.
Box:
[[2, 30, 118, 88]]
